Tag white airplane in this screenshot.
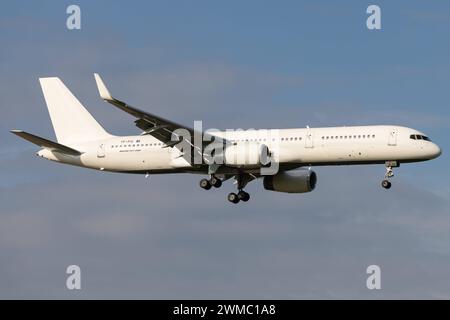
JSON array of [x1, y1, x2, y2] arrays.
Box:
[[12, 74, 441, 203]]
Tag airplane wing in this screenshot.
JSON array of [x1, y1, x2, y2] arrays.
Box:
[[94, 73, 225, 165], [10, 130, 82, 156]]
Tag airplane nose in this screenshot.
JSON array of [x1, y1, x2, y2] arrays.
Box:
[[430, 143, 441, 159]]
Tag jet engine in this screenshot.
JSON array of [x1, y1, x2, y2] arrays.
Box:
[[263, 170, 317, 193]]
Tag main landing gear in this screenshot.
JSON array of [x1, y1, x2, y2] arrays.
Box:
[[381, 161, 398, 190], [199, 173, 252, 204], [227, 190, 250, 204], [227, 173, 251, 204], [199, 175, 222, 190]]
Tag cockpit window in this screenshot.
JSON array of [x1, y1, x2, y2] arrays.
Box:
[[410, 134, 431, 141]]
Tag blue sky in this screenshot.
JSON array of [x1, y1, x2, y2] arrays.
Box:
[[1, 1, 450, 298]]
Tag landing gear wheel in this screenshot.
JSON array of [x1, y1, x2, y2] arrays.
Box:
[[227, 192, 240, 203], [238, 190, 250, 202], [210, 176, 222, 188], [381, 180, 392, 189], [199, 178, 212, 190]]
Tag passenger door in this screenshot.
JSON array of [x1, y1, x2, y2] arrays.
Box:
[[97, 143, 106, 158], [388, 129, 397, 146], [305, 130, 314, 148]]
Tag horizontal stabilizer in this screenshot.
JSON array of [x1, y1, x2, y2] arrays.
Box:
[[10, 130, 82, 156]]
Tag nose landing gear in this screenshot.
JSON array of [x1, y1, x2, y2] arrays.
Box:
[[381, 161, 398, 189]]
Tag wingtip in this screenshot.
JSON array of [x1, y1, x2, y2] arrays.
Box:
[[94, 73, 113, 101], [38, 77, 60, 83], [10, 129, 23, 134]]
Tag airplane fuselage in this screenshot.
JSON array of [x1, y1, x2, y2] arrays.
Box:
[[38, 125, 441, 174]]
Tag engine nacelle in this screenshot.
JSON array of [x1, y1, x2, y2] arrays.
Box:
[[224, 142, 270, 167], [263, 170, 317, 193]]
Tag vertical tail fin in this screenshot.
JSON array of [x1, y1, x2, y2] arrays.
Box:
[[39, 77, 111, 145]]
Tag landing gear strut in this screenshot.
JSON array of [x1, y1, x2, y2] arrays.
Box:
[[381, 161, 398, 189]]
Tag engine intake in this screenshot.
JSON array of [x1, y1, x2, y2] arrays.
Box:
[[263, 170, 317, 193]]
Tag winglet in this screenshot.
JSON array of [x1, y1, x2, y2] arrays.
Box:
[[94, 73, 113, 101]]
